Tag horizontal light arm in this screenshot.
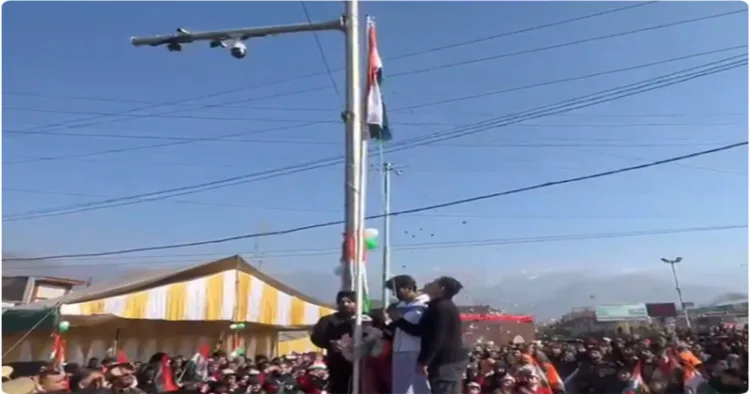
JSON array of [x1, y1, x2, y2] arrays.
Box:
[[131, 18, 344, 47]]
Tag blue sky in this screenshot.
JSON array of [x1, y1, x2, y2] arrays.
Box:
[[2, 1, 748, 292]]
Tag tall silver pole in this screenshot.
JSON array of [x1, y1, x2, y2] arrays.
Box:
[[381, 162, 393, 306], [343, 2, 365, 394], [661, 257, 691, 329], [342, 0, 363, 293]]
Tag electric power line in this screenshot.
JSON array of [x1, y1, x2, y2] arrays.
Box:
[[4, 8, 742, 163], [300, 1, 342, 103], [3, 1, 659, 136], [10, 141, 747, 260], [4, 224, 746, 268], [7, 223, 743, 263], [4, 54, 745, 222], [4, 44, 745, 147], [382, 58, 747, 154], [2, 123, 740, 147]]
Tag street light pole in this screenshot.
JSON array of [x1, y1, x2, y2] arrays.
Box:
[[380, 162, 403, 306], [129, 4, 361, 292], [381, 162, 393, 306], [661, 257, 691, 329], [130, 4, 367, 393]]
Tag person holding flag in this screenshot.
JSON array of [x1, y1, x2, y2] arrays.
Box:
[[310, 291, 358, 394]]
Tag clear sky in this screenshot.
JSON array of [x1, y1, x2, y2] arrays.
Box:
[[2, 1, 748, 292]]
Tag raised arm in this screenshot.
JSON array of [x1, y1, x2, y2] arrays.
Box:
[[393, 305, 429, 337]]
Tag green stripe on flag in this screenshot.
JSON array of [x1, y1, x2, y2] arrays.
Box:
[[361, 263, 371, 314]]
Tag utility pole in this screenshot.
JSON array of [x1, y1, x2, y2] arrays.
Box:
[[380, 162, 403, 306], [661, 257, 691, 329], [130, 4, 367, 393], [254, 221, 268, 271]]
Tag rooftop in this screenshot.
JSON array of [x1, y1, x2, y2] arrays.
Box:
[[3, 275, 87, 287]]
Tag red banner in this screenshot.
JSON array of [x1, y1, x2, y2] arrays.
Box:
[[461, 313, 534, 323], [646, 303, 678, 318]]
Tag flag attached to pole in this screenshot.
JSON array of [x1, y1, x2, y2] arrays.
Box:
[[360, 262, 371, 314], [365, 17, 391, 141]]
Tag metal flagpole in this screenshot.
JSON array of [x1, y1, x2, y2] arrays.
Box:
[[342, 0, 363, 294], [345, 2, 365, 394], [353, 128, 367, 394]]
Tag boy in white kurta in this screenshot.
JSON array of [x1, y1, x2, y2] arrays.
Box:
[[386, 275, 431, 394]]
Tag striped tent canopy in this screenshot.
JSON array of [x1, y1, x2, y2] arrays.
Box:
[[10, 255, 336, 329], [3, 256, 334, 362]]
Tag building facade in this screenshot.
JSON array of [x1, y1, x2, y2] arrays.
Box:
[[2, 276, 86, 306]]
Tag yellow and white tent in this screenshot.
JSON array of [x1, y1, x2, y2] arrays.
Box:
[[2, 255, 332, 363]]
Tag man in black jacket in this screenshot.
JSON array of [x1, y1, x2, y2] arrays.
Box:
[[389, 276, 467, 394], [310, 290, 357, 394]]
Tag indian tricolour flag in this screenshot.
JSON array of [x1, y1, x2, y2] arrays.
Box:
[[346, 235, 371, 315], [365, 17, 391, 141], [49, 333, 66, 371], [623, 362, 649, 394]]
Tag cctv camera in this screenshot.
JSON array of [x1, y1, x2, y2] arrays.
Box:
[[167, 42, 182, 52], [230, 40, 247, 59]]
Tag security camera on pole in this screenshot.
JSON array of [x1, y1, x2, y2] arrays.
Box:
[[129, 2, 368, 393]]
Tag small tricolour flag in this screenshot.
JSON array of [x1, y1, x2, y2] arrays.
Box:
[[365, 17, 391, 141], [49, 333, 66, 371], [623, 362, 649, 394]]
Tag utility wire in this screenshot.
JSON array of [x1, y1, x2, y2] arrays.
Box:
[[7, 62, 746, 222], [11, 141, 747, 260], [8, 223, 744, 263], [388, 9, 745, 79], [6, 41, 746, 167], [4, 115, 740, 142], [386, 1, 659, 61], [5, 224, 746, 268], [384, 58, 747, 153], [4, 55, 745, 222], [300, 1, 342, 103], [4, 44, 745, 145], [396, 45, 747, 112], [3, 2, 658, 136], [5, 7, 741, 151], [5, 59, 745, 221]]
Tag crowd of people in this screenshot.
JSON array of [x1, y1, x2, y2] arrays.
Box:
[[2, 350, 331, 394], [1, 274, 747, 394]]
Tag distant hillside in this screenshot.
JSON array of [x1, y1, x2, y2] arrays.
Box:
[[3, 256, 745, 320], [272, 270, 742, 320]]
